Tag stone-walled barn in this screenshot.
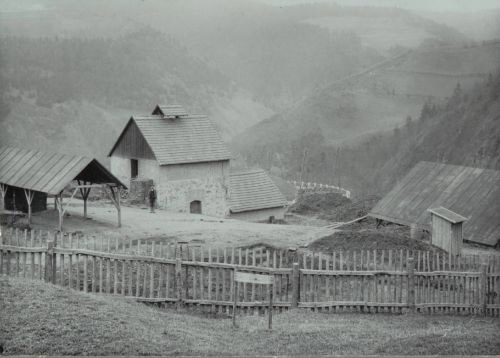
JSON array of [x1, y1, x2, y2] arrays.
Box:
[[109, 105, 232, 217]]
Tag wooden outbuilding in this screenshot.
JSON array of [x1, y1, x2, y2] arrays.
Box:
[[228, 169, 287, 222], [428, 207, 467, 255], [0, 146, 126, 230]]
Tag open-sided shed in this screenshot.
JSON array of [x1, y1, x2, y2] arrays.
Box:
[[0, 146, 126, 230], [369, 161, 500, 247]]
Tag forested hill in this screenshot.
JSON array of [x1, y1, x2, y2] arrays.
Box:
[[0, 29, 272, 160], [370, 72, 500, 190], [0, 30, 231, 110], [234, 71, 500, 197]]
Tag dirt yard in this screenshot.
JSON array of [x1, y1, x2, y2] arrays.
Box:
[[23, 200, 335, 249]]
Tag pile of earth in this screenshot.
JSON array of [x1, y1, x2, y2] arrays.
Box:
[[289, 191, 380, 222], [308, 220, 440, 253]]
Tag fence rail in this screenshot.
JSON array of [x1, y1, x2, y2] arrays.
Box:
[[1, 227, 499, 316]]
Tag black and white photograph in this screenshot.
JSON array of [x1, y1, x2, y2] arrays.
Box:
[[0, 0, 500, 356]]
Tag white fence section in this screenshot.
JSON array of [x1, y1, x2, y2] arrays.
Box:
[[289, 181, 351, 199]]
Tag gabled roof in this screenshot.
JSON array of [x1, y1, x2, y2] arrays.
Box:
[[369, 161, 500, 246], [109, 113, 232, 166], [229, 169, 287, 213], [428, 207, 468, 224], [152, 104, 188, 118], [0, 146, 126, 195]]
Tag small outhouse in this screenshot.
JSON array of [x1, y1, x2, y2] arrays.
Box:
[[428, 207, 467, 255]]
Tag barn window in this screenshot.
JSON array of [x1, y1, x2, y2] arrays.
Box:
[[190, 200, 202, 214], [131, 159, 138, 179]]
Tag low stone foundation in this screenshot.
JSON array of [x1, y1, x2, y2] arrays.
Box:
[[129, 178, 154, 205]]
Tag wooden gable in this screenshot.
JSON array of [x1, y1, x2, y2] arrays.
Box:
[[109, 119, 156, 160]]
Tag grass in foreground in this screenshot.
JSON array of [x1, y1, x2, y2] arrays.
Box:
[[1, 276, 499, 355]]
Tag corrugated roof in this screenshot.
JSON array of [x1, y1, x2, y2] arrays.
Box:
[[229, 169, 287, 213], [369, 161, 500, 246], [0, 146, 126, 195], [152, 104, 188, 118], [428, 207, 468, 224], [125, 114, 231, 165]]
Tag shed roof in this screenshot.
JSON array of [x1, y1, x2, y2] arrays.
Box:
[[428, 207, 468, 224], [369, 161, 500, 246], [0, 146, 126, 195], [152, 104, 188, 118], [109, 113, 231, 166], [229, 169, 287, 213]]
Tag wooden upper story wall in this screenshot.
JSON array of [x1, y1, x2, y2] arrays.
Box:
[[111, 120, 156, 160]]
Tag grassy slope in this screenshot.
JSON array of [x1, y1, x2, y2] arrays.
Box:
[[1, 276, 499, 355]]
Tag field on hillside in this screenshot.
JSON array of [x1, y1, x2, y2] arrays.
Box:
[[1, 276, 499, 355], [304, 16, 433, 50]]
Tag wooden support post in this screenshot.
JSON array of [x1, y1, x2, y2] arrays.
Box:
[[116, 190, 121, 228], [407, 257, 415, 312], [0, 184, 8, 211], [106, 185, 122, 228], [480, 263, 488, 316], [55, 194, 64, 232], [23, 189, 34, 228], [291, 262, 299, 308], [78, 180, 92, 219]]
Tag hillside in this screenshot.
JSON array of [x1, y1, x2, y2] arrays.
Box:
[[0, 30, 272, 160], [248, 71, 500, 196], [0, 0, 469, 110], [374, 72, 500, 189], [290, 4, 465, 52], [231, 41, 500, 189], [2, 277, 500, 355]]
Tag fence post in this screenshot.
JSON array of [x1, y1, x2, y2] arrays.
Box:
[[175, 247, 183, 310], [52, 233, 58, 284], [480, 263, 488, 316], [291, 262, 299, 308], [0, 226, 4, 275], [407, 257, 415, 312], [45, 239, 54, 283]]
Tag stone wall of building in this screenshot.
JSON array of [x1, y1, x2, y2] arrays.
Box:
[[110, 156, 230, 216], [156, 161, 230, 217], [129, 179, 154, 205], [229, 206, 286, 222]]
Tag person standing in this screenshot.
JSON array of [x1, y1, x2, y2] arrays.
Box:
[[149, 185, 157, 213]]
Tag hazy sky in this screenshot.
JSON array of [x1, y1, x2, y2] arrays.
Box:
[[259, 0, 500, 12]]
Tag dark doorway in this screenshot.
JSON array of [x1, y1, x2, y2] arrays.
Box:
[[131, 159, 138, 179], [190, 200, 202, 214]]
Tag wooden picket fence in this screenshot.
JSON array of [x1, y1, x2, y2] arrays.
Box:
[[1, 227, 499, 316]]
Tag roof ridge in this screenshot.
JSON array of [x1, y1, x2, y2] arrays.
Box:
[[133, 114, 208, 120], [0, 145, 91, 162], [230, 169, 266, 176]]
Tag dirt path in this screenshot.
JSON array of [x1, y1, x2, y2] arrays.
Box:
[[27, 200, 336, 249]]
